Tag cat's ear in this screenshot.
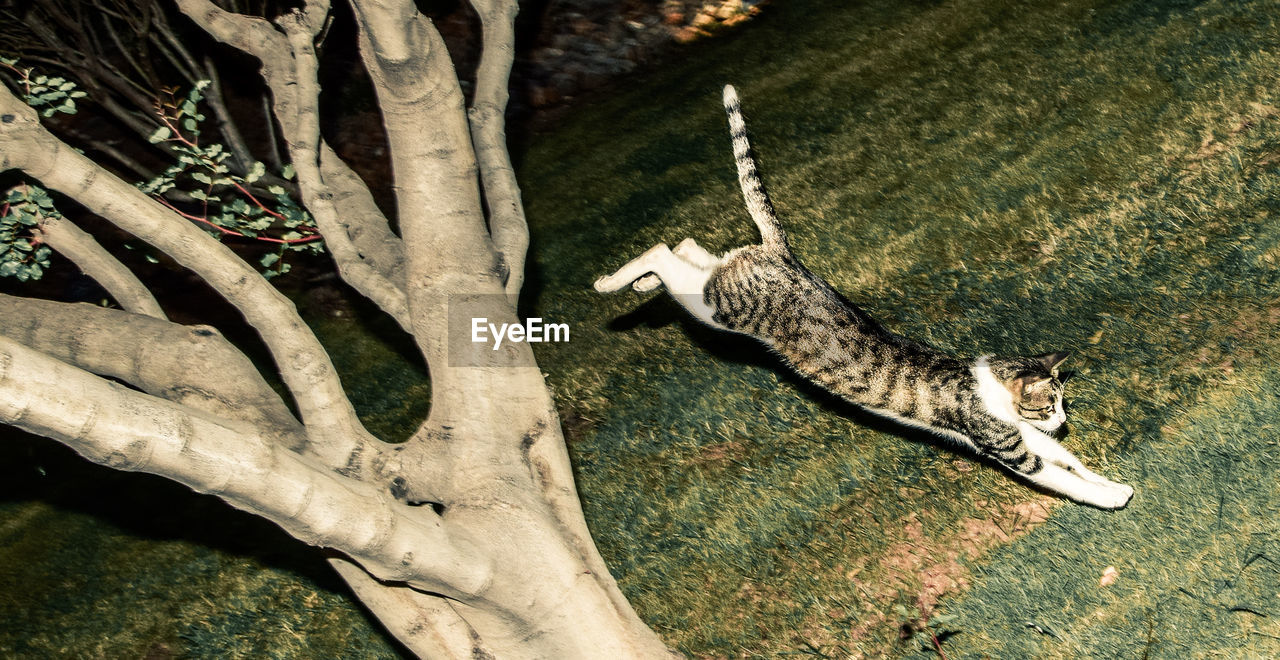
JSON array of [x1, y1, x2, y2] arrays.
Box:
[[1034, 351, 1070, 377]]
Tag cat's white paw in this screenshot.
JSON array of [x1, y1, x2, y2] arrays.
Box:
[[1086, 482, 1134, 510], [632, 274, 662, 293]]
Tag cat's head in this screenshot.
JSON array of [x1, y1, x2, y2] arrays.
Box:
[[996, 351, 1070, 432]]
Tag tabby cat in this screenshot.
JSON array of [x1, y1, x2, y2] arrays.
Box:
[[594, 85, 1133, 509]]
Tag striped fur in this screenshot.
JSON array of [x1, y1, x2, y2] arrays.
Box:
[[723, 85, 786, 250], [595, 85, 1133, 509]]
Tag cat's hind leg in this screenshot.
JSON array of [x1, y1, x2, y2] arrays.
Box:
[[633, 238, 721, 292], [594, 243, 720, 323], [595, 243, 683, 293], [672, 238, 720, 268]]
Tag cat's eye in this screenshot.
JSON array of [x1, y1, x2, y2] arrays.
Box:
[[1018, 403, 1053, 414]]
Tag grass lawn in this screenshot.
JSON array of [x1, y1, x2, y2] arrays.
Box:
[[520, 0, 1280, 655], [2, 0, 1279, 657]]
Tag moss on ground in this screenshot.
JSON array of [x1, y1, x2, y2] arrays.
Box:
[[2, 0, 1280, 656]]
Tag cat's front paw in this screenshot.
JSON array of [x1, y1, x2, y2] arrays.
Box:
[[1086, 482, 1134, 510]]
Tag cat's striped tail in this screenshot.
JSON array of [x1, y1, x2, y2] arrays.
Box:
[[723, 85, 787, 250]]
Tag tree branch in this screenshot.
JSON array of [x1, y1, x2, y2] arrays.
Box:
[[34, 215, 167, 319], [0, 293, 301, 440], [103, 7, 159, 88], [0, 87, 378, 472], [468, 0, 528, 305], [175, 0, 411, 329], [273, 5, 412, 331], [318, 143, 406, 283], [23, 9, 161, 132], [149, 5, 205, 83], [60, 127, 159, 181], [328, 557, 497, 658], [0, 334, 491, 597]]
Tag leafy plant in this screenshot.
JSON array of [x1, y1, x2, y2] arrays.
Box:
[[0, 60, 323, 281], [0, 56, 86, 118], [0, 184, 57, 282], [139, 81, 323, 279]]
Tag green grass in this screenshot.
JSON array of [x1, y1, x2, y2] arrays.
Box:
[[3, 0, 1280, 656], [521, 0, 1280, 655], [935, 372, 1280, 658]]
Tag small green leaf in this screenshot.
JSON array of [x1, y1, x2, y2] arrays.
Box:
[[148, 126, 172, 144], [260, 252, 280, 267], [246, 161, 266, 183], [281, 164, 295, 180]]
